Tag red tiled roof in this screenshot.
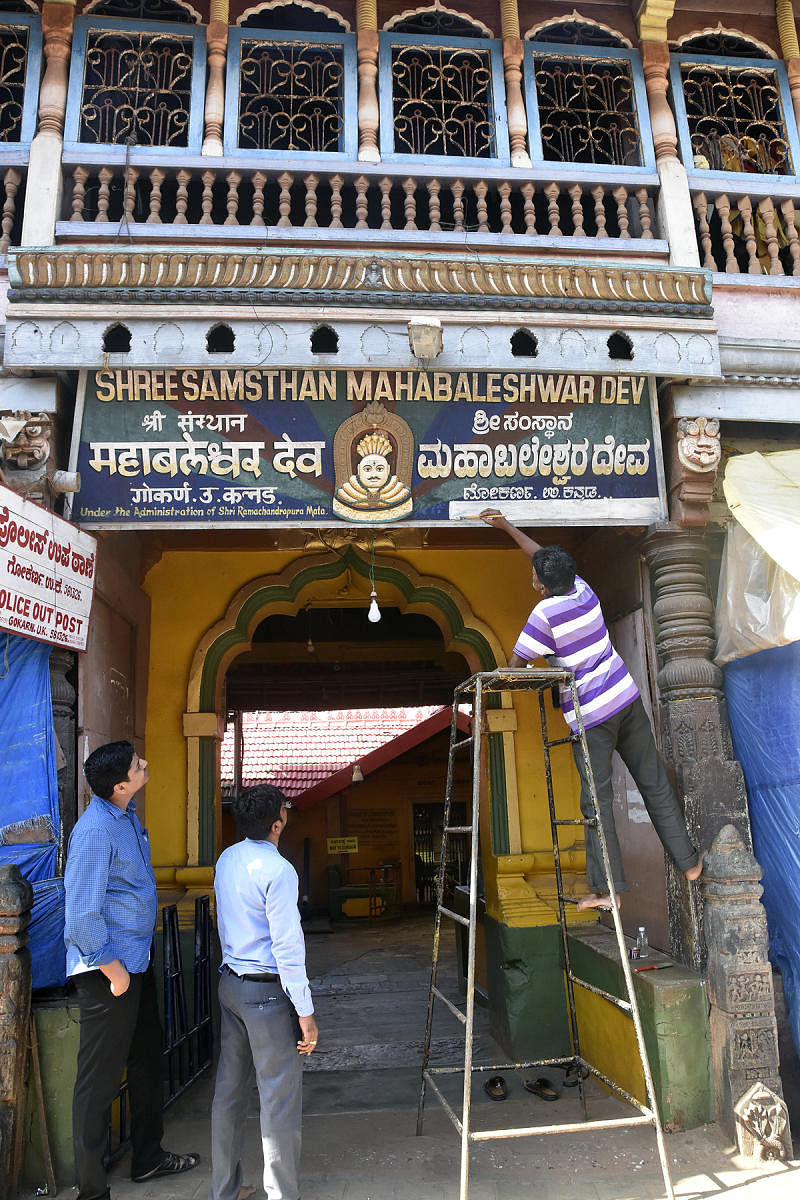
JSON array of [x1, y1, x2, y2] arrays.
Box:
[[220, 706, 468, 810]]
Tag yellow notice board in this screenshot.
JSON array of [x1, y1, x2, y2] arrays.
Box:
[[327, 837, 359, 854]]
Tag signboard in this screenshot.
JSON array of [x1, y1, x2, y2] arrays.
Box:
[[0, 483, 97, 650], [327, 836, 359, 854], [71, 368, 666, 528]]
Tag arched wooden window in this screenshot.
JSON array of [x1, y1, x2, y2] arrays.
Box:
[[227, 4, 354, 156], [669, 34, 798, 176]]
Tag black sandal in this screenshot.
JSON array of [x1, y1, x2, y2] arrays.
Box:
[[523, 1077, 558, 1101], [561, 1062, 590, 1087], [483, 1075, 507, 1101], [132, 1152, 200, 1182]]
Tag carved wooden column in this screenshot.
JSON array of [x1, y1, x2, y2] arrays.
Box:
[[703, 825, 790, 1156], [661, 388, 722, 526], [639, 38, 700, 268], [500, 0, 530, 168], [21, 2, 73, 246], [356, 0, 380, 163], [644, 525, 752, 969], [0, 864, 34, 1200], [203, 1, 229, 157], [49, 648, 77, 869]]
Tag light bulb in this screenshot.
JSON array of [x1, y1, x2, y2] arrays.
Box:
[[367, 590, 381, 623]]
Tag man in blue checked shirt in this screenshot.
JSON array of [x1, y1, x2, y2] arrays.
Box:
[[64, 741, 199, 1199]]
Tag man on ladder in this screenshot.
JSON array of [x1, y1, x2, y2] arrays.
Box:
[[479, 510, 704, 910]]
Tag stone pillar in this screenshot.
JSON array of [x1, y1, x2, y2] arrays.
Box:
[[640, 40, 700, 268], [49, 648, 77, 870], [21, 2, 74, 246], [356, 0, 380, 163], [643, 526, 752, 969], [202, 6, 228, 157], [0, 864, 34, 1200], [703, 825, 790, 1154]]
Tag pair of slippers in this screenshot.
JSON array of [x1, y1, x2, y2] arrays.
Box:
[[483, 1062, 589, 1103]]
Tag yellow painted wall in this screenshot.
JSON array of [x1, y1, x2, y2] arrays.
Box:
[[142, 544, 582, 898]]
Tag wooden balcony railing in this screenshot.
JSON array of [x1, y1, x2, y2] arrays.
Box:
[[58, 156, 661, 248], [691, 177, 800, 277], [0, 165, 25, 255]]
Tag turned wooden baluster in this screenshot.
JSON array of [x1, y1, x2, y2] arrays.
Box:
[[780, 197, 800, 276], [635, 187, 653, 238], [474, 179, 488, 232], [591, 184, 607, 237], [225, 171, 241, 225], [758, 196, 783, 275], [451, 179, 465, 232], [544, 182, 561, 235], [122, 166, 138, 226], [378, 176, 392, 229], [403, 177, 417, 230], [427, 178, 441, 231], [714, 193, 737, 273], [521, 181, 536, 235], [568, 183, 584, 236], [200, 170, 214, 224], [71, 165, 89, 220], [147, 167, 165, 223], [612, 185, 630, 238], [303, 173, 318, 227], [736, 195, 761, 273], [0, 167, 21, 252], [329, 174, 343, 228], [277, 171, 293, 226], [692, 191, 714, 267], [96, 166, 113, 222], [498, 180, 512, 234], [251, 170, 266, 226], [175, 168, 191, 224], [354, 174, 369, 228]]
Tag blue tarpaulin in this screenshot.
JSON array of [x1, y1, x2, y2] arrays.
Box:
[[725, 640, 800, 1056], [0, 630, 66, 986]]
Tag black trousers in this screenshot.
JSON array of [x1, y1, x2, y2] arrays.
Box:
[[71, 964, 165, 1199]]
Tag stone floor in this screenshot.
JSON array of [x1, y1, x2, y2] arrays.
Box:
[[42, 913, 800, 1200]]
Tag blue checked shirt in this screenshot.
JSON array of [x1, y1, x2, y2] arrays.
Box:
[[64, 795, 158, 976]]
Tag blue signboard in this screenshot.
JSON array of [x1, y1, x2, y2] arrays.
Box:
[[70, 368, 666, 528]]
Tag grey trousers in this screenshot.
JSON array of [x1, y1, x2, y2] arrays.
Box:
[[210, 971, 302, 1200], [571, 696, 698, 894]]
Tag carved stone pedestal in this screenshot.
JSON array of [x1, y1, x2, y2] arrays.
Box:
[[702, 826, 789, 1154], [644, 525, 752, 970], [0, 864, 34, 1200]]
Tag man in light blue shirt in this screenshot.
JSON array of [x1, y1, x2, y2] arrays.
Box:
[[211, 784, 318, 1200], [65, 741, 199, 1199]]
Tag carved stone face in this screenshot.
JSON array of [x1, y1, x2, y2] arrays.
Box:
[[2, 411, 52, 470], [357, 453, 391, 491], [677, 416, 721, 473]]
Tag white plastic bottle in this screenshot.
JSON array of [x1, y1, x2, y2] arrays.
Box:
[[635, 926, 649, 959]]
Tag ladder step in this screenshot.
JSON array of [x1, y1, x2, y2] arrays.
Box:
[[444, 825, 472, 834], [544, 735, 574, 748], [438, 904, 469, 927], [553, 818, 595, 827], [469, 1114, 654, 1142], [570, 974, 632, 1013], [431, 985, 466, 1025], [450, 736, 472, 753]]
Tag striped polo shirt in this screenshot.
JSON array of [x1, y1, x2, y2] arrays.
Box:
[[512, 575, 639, 731]]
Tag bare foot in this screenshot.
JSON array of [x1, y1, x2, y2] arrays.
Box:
[[237, 1187, 256, 1200], [685, 850, 706, 882], [577, 892, 619, 912]]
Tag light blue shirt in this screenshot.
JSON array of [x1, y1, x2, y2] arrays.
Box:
[[64, 795, 157, 976], [214, 838, 313, 1017]]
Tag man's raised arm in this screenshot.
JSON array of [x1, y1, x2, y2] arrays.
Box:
[[479, 509, 543, 559]]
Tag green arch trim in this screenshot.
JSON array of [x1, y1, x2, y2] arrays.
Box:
[[194, 547, 509, 864]]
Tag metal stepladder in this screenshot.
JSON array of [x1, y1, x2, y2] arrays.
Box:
[[416, 668, 675, 1200]]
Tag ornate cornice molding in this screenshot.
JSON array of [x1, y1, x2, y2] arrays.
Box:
[[8, 248, 713, 314]]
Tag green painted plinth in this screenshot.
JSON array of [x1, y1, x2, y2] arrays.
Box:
[[23, 999, 80, 1188], [484, 916, 572, 1061]]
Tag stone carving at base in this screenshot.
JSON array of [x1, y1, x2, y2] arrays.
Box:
[[734, 1081, 792, 1161], [0, 864, 33, 1200]]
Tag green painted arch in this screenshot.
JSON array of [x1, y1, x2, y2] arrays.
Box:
[[193, 546, 510, 864]]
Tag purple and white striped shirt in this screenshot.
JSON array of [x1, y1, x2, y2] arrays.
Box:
[[512, 575, 639, 731]]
